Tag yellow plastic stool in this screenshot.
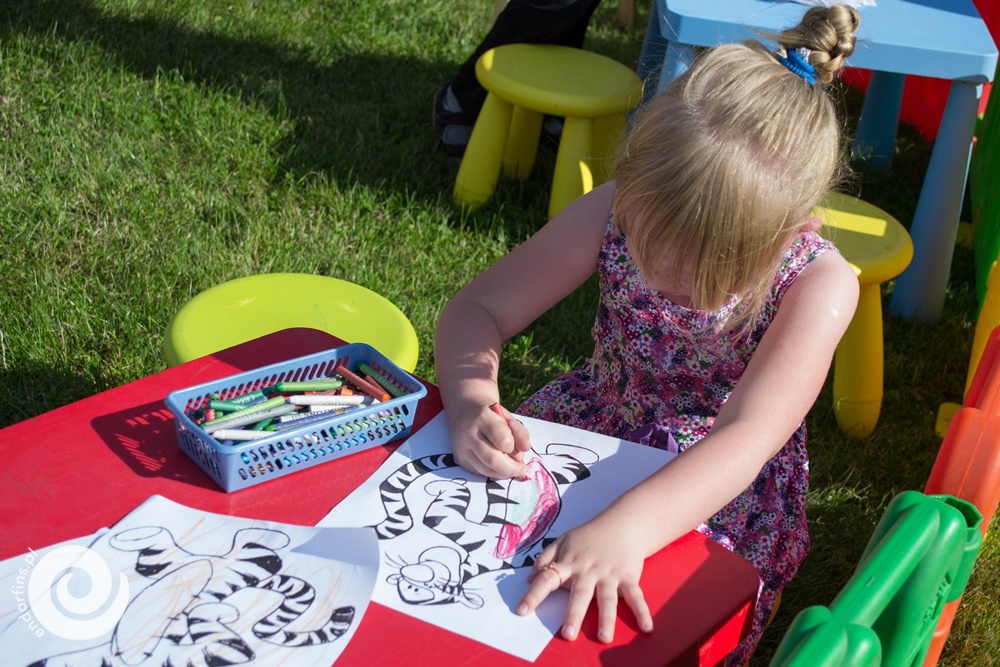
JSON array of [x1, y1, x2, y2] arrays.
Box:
[[817, 193, 914, 438], [454, 44, 644, 219], [163, 273, 419, 372]]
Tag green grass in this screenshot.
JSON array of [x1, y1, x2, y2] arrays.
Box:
[[0, 1, 995, 664]]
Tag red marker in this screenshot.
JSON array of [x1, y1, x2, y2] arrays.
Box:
[[334, 365, 390, 402], [491, 403, 529, 481]]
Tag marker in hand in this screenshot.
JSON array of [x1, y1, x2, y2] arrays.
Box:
[[490, 403, 530, 481]]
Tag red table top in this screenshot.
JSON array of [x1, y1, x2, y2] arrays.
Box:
[[0, 328, 757, 666]]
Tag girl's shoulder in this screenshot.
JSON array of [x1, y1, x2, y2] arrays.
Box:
[[788, 230, 837, 259], [777, 231, 837, 277], [765, 230, 842, 307]]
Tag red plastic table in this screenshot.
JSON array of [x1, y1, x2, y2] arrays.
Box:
[[0, 328, 758, 666]]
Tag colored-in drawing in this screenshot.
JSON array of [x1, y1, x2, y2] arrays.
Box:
[[25, 526, 355, 667], [371, 443, 599, 609], [316, 412, 674, 661]]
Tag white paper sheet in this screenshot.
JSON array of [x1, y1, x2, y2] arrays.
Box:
[[2, 496, 379, 667], [0, 530, 109, 640], [318, 413, 675, 661]]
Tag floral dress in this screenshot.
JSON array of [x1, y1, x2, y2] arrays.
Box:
[[517, 219, 836, 664]]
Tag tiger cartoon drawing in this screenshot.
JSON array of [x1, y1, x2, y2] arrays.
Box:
[[371, 443, 600, 609], [25, 526, 355, 667]]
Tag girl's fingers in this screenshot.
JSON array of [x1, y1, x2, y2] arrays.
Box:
[[481, 447, 527, 479], [526, 543, 559, 585], [486, 405, 517, 456], [621, 582, 653, 634], [561, 577, 595, 641], [519, 554, 565, 615], [509, 416, 533, 454], [461, 438, 526, 479], [517, 567, 563, 616], [458, 446, 495, 478], [595, 582, 620, 643], [475, 408, 530, 477]]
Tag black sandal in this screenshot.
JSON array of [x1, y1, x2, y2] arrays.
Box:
[[433, 85, 476, 158]]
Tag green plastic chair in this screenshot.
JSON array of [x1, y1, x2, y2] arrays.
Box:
[[938, 67, 1000, 433], [769, 491, 983, 667], [163, 273, 420, 372], [971, 64, 1000, 308]]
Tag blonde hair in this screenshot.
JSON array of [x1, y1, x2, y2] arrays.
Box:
[[613, 4, 860, 333]]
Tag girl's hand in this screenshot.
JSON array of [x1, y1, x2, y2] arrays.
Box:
[[517, 509, 654, 643], [448, 403, 533, 479]]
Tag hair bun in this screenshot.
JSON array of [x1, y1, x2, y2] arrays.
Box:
[[777, 4, 860, 84]]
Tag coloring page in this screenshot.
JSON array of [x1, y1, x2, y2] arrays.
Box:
[[318, 413, 674, 661], [1, 530, 109, 638], [2, 495, 379, 667]]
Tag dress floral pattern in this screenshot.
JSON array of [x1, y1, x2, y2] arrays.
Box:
[[517, 218, 836, 664]]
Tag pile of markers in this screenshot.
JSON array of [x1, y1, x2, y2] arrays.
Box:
[[187, 363, 406, 444]]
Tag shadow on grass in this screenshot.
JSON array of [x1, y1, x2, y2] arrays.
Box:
[[750, 282, 978, 663], [0, 364, 102, 429], [1, 0, 461, 196], [750, 496, 879, 663]]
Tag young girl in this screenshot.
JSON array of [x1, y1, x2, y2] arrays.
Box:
[[434, 5, 861, 663]]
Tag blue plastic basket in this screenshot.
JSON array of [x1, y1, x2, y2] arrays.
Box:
[[165, 342, 427, 492]]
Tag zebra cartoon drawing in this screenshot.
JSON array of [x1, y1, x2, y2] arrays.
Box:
[[25, 526, 355, 667], [370, 443, 600, 609]]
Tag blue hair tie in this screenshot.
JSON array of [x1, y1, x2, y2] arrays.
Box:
[[777, 47, 817, 85]]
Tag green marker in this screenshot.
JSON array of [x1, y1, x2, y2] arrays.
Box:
[[275, 380, 343, 392], [358, 363, 405, 397], [202, 403, 297, 433], [201, 396, 287, 428], [209, 399, 250, 413], [229, 389, 272, 405]]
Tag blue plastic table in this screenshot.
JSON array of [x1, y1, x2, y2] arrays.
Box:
[[639, 0, 998, 322]]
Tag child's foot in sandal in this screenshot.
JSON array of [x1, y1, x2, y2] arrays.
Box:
[[433, 84, 475, 157]]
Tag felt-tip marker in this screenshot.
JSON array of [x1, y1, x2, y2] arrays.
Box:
[[491, 403, 529, 482]]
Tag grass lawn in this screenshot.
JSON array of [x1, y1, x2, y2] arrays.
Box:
[[1, 0, 997, 663]]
